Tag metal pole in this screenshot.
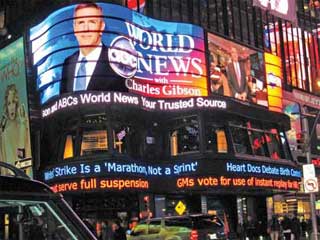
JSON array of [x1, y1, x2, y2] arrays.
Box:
[[302, 113, 318, 240]]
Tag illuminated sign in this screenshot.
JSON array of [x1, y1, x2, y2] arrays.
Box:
[[176, 176, 299, 191], [41, 92, 227, 118], [225, 162, 301, 178], [207, 33, 268, 107], [43, 158, 301, 193], [283, 100, 301, 150], [29, 3, 207, 104], [0, 38, 33, 177], [51, 177, 150, 193], [253, 0, 297, 24], [44, 160, 199, 181], [292, 90, 320, 110], [265, 53, 283, 112]]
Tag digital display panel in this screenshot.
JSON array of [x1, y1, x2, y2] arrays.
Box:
[[0, 38, 33, 176], [43, 158, 301, 193], [208, 33, 268, 107], [29, 3, 207, 104]]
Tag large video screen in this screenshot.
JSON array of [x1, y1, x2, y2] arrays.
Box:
[[29, 3, 207, 104], [208, 33, 268, 106], [0, 38, 33, 176]]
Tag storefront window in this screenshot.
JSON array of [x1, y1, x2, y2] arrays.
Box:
[[206, 125, 228, 153], [80, 130, 108, 156], [169, 116, 200, 156]]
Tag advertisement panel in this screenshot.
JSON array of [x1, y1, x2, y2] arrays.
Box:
[[264, 53, 283, 112], [252, 0, 297, 24], [207, 33, 268, 106], [0, 38, 32, 175], [283, 100, 301, 151], [29, 3, 207, 104]]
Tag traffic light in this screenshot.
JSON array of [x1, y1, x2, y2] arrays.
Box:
[[143, 195, 150, 210], [296, 132, 306, 152]]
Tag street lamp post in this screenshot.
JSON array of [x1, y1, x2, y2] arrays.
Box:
[[302, 108, 320, 240]]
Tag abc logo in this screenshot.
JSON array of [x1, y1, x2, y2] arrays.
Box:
[[108, 36, 138, 78]]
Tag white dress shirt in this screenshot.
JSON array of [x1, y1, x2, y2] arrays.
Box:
[[73, 43, 103, 91]]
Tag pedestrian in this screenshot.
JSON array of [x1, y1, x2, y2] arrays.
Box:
[[291, 215, 301, 240], [111, 220, 127, 240], [101, 220, 113, 240], [268, 215, 281, 240], [281, 215, 292, 240]]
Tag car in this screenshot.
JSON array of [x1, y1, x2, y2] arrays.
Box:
[[0, 162, 97, 240], [128, 213, 226, 240]]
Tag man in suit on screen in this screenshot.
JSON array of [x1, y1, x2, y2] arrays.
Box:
[[226, 47, 249, 101], [60, 2, 127, 94]]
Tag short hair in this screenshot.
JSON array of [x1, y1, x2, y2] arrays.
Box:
[[3, 84, 19, 119], [74, 2, 103, 17]]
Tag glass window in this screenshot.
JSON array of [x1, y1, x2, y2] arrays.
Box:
[[0, 200, 86, 239], [265, 128, 283, 160], [230, 126, 252, 155], [206, 125, 228, 153], [248, 130, 269, 157], [113, 126, 128, 154], [113, 125, 142, 158], [63, 135, 74, 159], [80, 130, 108, 156], [169, 116, 200, 156]]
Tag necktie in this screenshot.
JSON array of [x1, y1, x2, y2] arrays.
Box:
[[75, 57, 87, 91], [234, 62, 241, 86]]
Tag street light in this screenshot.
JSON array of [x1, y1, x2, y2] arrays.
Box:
[[302, 106, 320, 240]]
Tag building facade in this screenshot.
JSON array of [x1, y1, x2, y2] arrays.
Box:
[[0, 0, 320, 238]]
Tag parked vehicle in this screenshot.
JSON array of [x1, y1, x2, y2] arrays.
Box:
[[0, 162, 97, 240], [128, 213, 226, 240]]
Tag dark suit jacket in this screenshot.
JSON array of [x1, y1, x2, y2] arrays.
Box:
[[60, 45, 127, 94], [226, 60, 248, 97]]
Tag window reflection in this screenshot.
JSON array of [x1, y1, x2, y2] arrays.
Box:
[[113, 126, 128, 154], [230, 126, 252, 155], [169, 116, 200, 156], [206, 125, 228, 153]]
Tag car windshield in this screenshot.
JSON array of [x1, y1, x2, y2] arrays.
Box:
[[192, 215, 224, 229], [140, 215, 224, 229], [0, 199, 88, 240]]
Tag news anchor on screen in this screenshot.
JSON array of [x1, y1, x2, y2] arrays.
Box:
[[60, 2, 127, 94], [226, 47, 249, 101]]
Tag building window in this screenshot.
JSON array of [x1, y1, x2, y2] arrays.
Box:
[[63, 135, 74, 159], [265, 128, 284, 160], [113, 126, 128, 154], [206, 125, 228, 153], [80, 130, 108, 156], [230, 126, 252, 155], [230, 120, 291, 161], [169, 116, 200, 156], [112, 124, 142, 158], [249, 129, 269, 157]]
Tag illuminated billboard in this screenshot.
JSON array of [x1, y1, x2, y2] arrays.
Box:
[[0, 38, 32, 176], [43, 158, 301, 193], [207, 33, 268, 107], [29, 3, 207, 104]]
